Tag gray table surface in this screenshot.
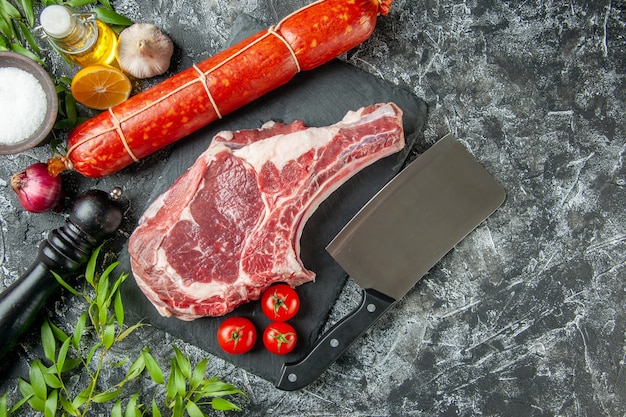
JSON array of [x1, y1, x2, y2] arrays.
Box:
[[1, 0, 624, 416]]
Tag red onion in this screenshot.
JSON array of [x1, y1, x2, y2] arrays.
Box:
[[11, 162, 64, 213]]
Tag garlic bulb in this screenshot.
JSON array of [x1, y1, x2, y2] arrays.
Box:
[[117, 23, 174, 79]]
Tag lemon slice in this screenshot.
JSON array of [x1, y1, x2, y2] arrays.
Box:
[[71, 65, 132, 110]]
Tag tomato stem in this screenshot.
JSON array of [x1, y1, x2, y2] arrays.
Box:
[[272, 291, 289, 315], [227, 326, 246, 350], [270, 330, 296, 353]]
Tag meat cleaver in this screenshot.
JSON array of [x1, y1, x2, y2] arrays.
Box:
[[276, 133, 506, 390]]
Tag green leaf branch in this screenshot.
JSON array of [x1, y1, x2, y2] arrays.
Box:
[[1, 246, 244, 416]]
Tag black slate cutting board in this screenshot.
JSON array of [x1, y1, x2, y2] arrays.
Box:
[[119, 15, 428, 385]]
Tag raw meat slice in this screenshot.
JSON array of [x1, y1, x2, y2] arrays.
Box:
[[128, 102, 405, 320]]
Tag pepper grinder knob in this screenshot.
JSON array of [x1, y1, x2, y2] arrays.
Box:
[[70, 187, 123, 240]]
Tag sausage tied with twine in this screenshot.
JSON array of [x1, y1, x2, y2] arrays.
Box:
[[49, 0, 394, 178]]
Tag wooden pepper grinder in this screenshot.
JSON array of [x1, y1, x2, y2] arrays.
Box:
[[0, 188, 124, 357]]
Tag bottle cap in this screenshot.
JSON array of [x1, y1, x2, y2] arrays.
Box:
[[40, 5, 73, 38]]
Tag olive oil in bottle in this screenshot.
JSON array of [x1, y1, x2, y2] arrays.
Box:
[[39, 5, 118, 67]]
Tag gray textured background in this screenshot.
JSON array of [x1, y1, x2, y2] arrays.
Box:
[[1, 0, 624, 415]]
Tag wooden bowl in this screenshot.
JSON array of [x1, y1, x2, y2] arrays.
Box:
[[0, 51, 58, 154]]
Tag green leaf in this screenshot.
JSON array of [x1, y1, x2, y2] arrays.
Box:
[[44, 388, 58, 417], [10, 42, 42, 63], [108, 272, 126, 302], [17, 0, 34, 26], [73, 312, 87, 349], [111, 400, 123, 417], [49, 132, 67, 154], [97, 305, 108, 330], [59, 393, 80, 416], [85, 245, 102, 287], [116, 321, 145, 342], [151, 399, 163, 417], [113, 357, 129, 367], [92, 387, 122, 403], [190, 358, 208, 389], [125, 353, 145, 381], [48, 321, 69, 343], [29, 360, 47, 401], [114, 288, 124, 328], [0, 0, 21, 19], [72, 380, 94, 409], [92, 7, 132, 27], [58, 76, 72, 86], [65, 92, 77, 125], [55, 118, 78, 130], [0, 13, 15, 39], [103, 323, 116, 349], [61, 358, 81, 373], [17, 20, 39, 53], [166, 362, 178, 401], [52, 271, 82, 297], [41, 320, 56, 363], [103, 272, 125, 311], [210, 397, 241, 411], [185, 401, 205, 417], [67, 0, 98, 7], [124, 393, 141, 417], [142, 349, 164, 384], [18, 378, 33, 399], [96, 273, 110, 311], [86, 342, 103, 367], [172, 346, 191, 379], [100, 260, 121, 281], [97, 0, 113, 10], [172, 395, 184, 417], [42, 372, 63, 389], [200, 378, 243, 397], [174, 362, 187, 397], [27, 395, 45, 412], [10, 393, 32, 414], [56, 337, 70, 380], [0, 392, 8, 417]]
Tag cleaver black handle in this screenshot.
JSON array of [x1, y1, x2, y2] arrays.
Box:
[[276, 288, 394, 390]]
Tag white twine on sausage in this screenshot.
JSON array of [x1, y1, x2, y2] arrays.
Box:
[[65, 4, 313, 163], [193, 64, 222, 119], [108, 108, 140, 162], [267, 26, 301, 73], [191, 25, 302, 115], [65, 108, 140, 163]]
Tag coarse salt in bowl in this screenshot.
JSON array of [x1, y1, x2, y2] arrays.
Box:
[[0, 51, 58, 154]]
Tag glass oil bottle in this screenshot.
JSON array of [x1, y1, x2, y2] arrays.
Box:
[[38, 5, 118, 67]]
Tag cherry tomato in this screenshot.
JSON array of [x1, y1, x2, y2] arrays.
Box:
[[263, 322, 297, 355], [217, 317, 257, 354], [261, 283, 300, 321]]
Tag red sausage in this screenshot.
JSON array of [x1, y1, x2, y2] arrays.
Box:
[[56, 0, 393, 178]]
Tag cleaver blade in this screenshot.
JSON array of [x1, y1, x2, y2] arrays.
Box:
[[276, 133, 506, 390]]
